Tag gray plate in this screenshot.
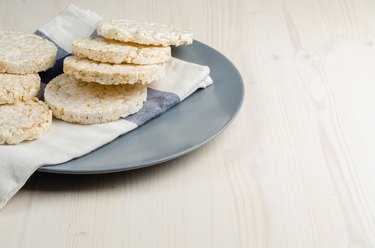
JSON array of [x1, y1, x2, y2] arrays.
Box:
[[39, 40, 244, 174]]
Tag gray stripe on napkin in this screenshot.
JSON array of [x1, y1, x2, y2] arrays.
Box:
[[125, 88, 180, 126], [34, 30, 72, 84], [90, 30, 99, 37]]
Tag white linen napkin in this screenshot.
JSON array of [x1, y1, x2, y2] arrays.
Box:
[[0, 4, 212, 210]]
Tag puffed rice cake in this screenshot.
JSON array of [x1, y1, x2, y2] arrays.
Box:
[[0, 97, 52, 145], [97, 20, 193, 46], [64, 56, 166, 85], [44, 74, 147, 124], [73, 37, 171, 64], [0, 31, 57, 74], [0, 73, 40, 104]]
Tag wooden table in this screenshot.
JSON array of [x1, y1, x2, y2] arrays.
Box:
[[1, 0, 375, 247]]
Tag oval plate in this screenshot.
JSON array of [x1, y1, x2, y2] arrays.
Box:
[[39, 40, 244, 174]]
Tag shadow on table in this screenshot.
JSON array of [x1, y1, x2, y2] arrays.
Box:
[[22, 147, 204, 193]]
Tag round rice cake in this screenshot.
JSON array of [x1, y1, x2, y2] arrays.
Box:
[[64, 56, 165, 85], [0, 31, 57, 74], [0, 73, 40, 104], [97, 20, 193, 46], [44, 74, 147, 124], [0, 98, 52, 145], [73, 37, 171, 64]]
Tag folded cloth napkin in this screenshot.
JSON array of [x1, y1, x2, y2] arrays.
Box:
[[0, 4, 212, 210]]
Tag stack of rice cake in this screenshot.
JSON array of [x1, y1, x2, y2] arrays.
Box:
[[0, 31, 56, 144], [45, 20, 193, 125]]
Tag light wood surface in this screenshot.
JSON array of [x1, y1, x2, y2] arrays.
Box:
[[1, 0, 375, 247]]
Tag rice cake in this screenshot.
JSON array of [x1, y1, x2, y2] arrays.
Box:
[[73, 37, 171, 64], [64, 56, 165, 85], [97, 20, 193, 46], [0, 31, 57, 74], [0, 98, 52, 145], [44, 74, 147, 124], [0, 73, 40, 104]]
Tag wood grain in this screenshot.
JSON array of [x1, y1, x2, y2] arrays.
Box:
[[1, 0, 375, 247]]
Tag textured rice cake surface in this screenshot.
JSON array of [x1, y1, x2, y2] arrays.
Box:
[[0, 98, 52, 145], [0, 31, 57, 74], [0, 73, 40, 104], [73, 37, 171, 64], [97, 20, 193, 46], [44, 74, 147, 124], [64, 56, 166, 85]]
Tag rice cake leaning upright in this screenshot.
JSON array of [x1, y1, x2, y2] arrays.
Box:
[[44, 74, 147, 124], [64, 56, 165, 85], [97, 20, 193, 46], [73, 37, 171, 64], [0, 31, 57, 74], [0, 98, 52, 145], [0, 73, 40, 104]]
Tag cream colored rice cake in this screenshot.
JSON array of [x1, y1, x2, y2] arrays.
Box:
[[73, 37, 171, 64], [0, 73, 40, 104], [64, 56, 165, 85], [44, 74, 147, 124], [97, 20, 193, 46], [0, 31, 57, 74], [0, 98, 52, 145]]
